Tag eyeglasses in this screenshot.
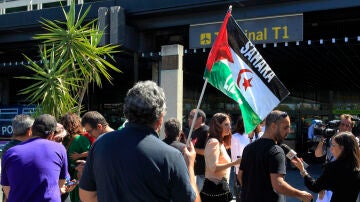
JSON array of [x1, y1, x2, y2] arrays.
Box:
[[86, 128, 94, 134], [340, 122, 351, 127]]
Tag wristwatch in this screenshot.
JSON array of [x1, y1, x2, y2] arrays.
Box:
[[300, 169, 308, 177]]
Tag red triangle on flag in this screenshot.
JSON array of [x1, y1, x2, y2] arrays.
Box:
[[206, 11, 234, 72]]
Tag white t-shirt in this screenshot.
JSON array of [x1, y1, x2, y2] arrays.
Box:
[[231, 132, 250, 174]]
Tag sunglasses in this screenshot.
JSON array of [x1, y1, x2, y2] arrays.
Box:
[[275, 112, 288, 121]]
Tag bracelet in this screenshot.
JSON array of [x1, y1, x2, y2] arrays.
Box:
[[300, 170, 308, 177]]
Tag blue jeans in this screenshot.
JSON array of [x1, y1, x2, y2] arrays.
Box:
[[229, 166, 236, 196], [196, 175, 205, 191]]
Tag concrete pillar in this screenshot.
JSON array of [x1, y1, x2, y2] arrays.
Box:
[[160, 44, 183, 139], [110, 6, 125, 45], [98, 7, 109, 46], [152, 62, 159, 84]]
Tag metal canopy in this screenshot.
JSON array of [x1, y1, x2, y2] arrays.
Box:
[[0, 2, 360, 100]]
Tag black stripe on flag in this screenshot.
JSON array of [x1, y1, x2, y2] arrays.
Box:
[[227, 16, 290, 101]]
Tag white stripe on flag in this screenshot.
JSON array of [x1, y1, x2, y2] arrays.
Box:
[[227, 48, 280, 120]]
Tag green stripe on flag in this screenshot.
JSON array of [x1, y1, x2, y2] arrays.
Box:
[[204, 60, 261, 133]]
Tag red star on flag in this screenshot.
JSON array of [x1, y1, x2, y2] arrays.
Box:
[[243, 77, 253, 91]]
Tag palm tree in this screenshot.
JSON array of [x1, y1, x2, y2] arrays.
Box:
[[18, 1, 120, 118], [18, 46, 80, 118]]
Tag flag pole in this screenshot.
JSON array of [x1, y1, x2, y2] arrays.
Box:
[[186, 5, 232, 146], [186, 78, 208, 146]]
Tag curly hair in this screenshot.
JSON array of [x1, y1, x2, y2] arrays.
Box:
[[123, 81, 166, 126], [60, 112, 83, 136]]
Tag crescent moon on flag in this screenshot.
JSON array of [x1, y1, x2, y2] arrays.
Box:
[[237, 69, 253, 89]]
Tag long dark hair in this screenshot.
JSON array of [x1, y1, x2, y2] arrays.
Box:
[[234, 115, 245, 135], [208, 113, 231, 144], [333, 132, 360, 171]]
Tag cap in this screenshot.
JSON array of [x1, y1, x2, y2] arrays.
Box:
[[32, 114, 57, 136]]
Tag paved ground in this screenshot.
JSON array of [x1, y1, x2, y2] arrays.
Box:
[[229, 160, 322, 202], [61, 164, 323, 202], [0, 160, 322, 202], [284, 162, 322, 202]]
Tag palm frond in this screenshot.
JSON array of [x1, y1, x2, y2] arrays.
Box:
[[18, 0, 121, 116]]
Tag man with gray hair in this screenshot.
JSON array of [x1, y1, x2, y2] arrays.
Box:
[[0, 114, 34, 158], [238, 110, 313, 202], [79, 80, 199, 202]]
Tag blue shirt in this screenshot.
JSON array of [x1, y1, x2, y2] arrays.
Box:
[[1, 137, 68, 202], [308, 119, 322, 140], [79, 123, 196, 202]]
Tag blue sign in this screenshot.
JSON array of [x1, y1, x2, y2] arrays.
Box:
[[0, 106, 36, 137]]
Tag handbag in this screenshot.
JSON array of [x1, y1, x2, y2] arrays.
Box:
[[200, 178, 233, 202]]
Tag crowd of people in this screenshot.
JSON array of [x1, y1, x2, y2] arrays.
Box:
[[0, 80, 359, 202], [0, 111, 111, 202]]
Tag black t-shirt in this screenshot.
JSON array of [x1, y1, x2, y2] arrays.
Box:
[[191, 124, 209, 175], [240, 138, 286, 202]]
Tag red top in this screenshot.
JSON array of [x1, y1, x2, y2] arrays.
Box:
[[81, 132, 96, 145]]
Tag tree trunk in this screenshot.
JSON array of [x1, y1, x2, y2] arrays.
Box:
[[77, 79, 89, 115]]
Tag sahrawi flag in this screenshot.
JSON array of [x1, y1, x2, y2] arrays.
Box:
[[204, 9, 290, 133]]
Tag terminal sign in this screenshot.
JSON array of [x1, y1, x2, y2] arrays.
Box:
[[190, 14, 303, 49]]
